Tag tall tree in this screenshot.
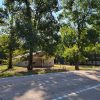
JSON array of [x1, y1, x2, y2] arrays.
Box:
[[24, 0, 34, 71], [59, 0, 99, 70], [0, 0, 19, 69], [16, 0, 59, 70], [15, 0, 38, 71]]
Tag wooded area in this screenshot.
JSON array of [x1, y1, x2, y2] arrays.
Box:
[[0, 0, 100, 71]]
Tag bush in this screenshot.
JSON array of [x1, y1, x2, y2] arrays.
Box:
[[1, 59, 8, 65]]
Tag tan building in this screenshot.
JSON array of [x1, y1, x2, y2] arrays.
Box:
[[14, 51, 54, 67]]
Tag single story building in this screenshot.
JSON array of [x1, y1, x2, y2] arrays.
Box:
[[14, 51, 54, 67]]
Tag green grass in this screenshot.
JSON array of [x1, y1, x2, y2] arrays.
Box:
[[53, 64, 100, 71], [0, 65, 100, 78], [0, 65, 7, 71], [79, 65, 100, 70], [0, 65, 68, 78]]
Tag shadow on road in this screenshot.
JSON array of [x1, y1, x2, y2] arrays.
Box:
[[0, 71, 100, 100]]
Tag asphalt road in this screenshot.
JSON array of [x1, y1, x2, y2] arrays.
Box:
[[0, 71, 100, 100]]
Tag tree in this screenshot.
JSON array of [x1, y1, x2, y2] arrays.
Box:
[[83, 0, 100, 65], [85, 28, 100, 65], [0, 35, 8, 61], [35, 0, 60, 56], [60, 25, 78, 65], [59, 0, 100, 70], [23, 0, 34, 71], [0, 0, 19, 69], [15, 0, 60, 71], [15, 0, 39, 71]]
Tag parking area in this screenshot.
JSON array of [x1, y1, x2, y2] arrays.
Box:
[[0, 70, 100, 100]]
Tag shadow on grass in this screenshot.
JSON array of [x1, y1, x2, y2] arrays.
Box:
[[1, 69, 8, 73], [0, 65, 99, 78], [17, 68, 68, 76], [0, 68, 68, 78]]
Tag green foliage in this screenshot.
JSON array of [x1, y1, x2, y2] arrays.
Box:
[[59, 0, 100, 68], [60, 25, 76, 47], [63, 45, 78, 58], [85, 43, 100, 53], [87, 29, 99, 44], [0, 0, 100, 70], [13, 49, 26, 56], [0, 35, 9, 54], [34, 0, 60, 56]]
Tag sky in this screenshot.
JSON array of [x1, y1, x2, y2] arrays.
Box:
[[0, 0, 3, 7]]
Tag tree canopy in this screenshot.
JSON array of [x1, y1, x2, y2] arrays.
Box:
[[0, 0, 99, 70]]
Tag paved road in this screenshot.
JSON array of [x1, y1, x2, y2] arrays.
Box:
[[0, 71, 100, 100]]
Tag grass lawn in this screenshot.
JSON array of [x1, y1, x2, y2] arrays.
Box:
[[53, 64, 100, 71], [0, 64, 100, 78]]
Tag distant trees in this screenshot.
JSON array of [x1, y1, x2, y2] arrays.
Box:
[[60, 25, 78, 65], [85, 29, 100, 65]]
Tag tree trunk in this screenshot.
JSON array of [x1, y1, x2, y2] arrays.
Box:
[[8, 32, 13, 69], [75, 21, 81, 70], [75, 61, 79, 70], [94, 53, 96, 66], [25, 0, 33, 71], [74, 52, 80, 70], [27, 48, 33, 71], [8, 49, 13, 69]]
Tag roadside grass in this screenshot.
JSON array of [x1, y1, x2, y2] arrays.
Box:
[[53, 64, 100, 71], [0, 65, 100, 78], [0, 65, 67, 78], [79, 65, 100, 70]]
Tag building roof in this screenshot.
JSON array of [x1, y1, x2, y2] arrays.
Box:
[[14, 51, 45, 59]]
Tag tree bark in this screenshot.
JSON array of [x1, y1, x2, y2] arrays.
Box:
[[75, 20, 81, 70], [27, 48, 33, 71], [94, 53, 96, 66], [75, 61, 79, 70], [8, 49, 13, 69], [25, 0, 33, 71], [74, 53, 80, 70]]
